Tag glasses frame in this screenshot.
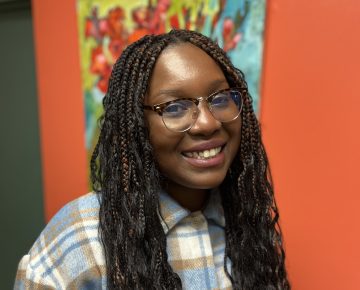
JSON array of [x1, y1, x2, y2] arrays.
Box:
[[143, 87, 247, 132]]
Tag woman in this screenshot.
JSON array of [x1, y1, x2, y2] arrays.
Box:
[[15, 30, 290, 289]]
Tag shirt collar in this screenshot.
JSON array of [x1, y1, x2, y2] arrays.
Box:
[[203, 188, 226, 228], [158, 189, 225, 235]]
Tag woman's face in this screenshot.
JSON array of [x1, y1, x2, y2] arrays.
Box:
[[144, 43, 241, 200]]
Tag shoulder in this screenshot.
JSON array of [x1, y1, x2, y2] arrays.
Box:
[[45, 192, 100, 237], [15, 193, 107, 289], [35, 192, 101, 251]]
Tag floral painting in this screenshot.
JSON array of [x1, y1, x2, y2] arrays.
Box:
[[76, 0, 266, 171]]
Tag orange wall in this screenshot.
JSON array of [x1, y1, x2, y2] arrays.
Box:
[[32, 0, 88, 220], [261, 0, 360, 289], [32, 0, 360, 288]]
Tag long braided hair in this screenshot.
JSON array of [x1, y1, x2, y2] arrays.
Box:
[[91, 29, 290, 289]]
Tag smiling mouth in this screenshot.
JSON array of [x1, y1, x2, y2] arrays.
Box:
[[182, 146, 223, 160]]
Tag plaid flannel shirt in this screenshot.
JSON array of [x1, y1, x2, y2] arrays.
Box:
[[14, 190, 232, 289]]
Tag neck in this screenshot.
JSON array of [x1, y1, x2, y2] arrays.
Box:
[[163, 181, 210, 212]]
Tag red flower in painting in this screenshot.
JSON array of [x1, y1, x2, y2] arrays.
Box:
[[86, 6, 130, 93], [106, 7, 126, 40], [222, 18, 241, 52], [90, 46, 112, 93], [85, 7, 107, 43]]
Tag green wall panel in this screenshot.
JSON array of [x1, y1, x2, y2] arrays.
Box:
[[0, 6, 45, 289]]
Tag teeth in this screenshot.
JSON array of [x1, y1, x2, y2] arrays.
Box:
[[184, 146, 222, 159]]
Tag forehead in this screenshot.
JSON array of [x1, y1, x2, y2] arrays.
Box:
[[147, 43, 227, 103]]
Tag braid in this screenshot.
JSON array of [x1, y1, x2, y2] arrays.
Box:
[[173, 30, 289, 289], [91, 29, 289, 289]]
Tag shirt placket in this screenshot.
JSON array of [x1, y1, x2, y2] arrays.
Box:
[[176, 212, 220, 290]]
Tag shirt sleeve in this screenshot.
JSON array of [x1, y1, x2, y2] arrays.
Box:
[[13, 193, 106, 290], [14, 254, 56, 289]]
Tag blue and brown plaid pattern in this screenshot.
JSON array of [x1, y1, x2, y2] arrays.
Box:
[[15, 191, 232, 289]]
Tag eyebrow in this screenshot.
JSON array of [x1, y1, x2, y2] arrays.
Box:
[[154, 79, 229, 99]]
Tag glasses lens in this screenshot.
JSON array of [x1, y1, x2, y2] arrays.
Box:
[[162, 100, 197, 132], [210, 89, 242, 122]]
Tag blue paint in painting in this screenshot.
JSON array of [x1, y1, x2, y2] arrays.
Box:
[[211, 0, 266, 112]]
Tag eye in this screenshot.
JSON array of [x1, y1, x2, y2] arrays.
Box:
[[163, 100, 193, 118], [211, 93, 230, 109], [229, 91, 242, 107]]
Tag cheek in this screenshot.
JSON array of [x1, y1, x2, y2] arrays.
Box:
[[145, 113, 163, 143], [228, 117, 242, 137], [227, 120, 242, 158], [146, 114, 183, 165]]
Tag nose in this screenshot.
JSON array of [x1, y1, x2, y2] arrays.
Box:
[[188, 101, 221, 136]]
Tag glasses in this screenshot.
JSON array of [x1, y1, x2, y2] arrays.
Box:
[[144, 87, 245, 132]]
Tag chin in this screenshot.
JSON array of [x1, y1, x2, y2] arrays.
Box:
[[188, 173, 227, 189]]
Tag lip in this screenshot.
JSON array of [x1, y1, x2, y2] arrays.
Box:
[[182, 140, 226, 153], [181, 140, 227, 168], [182, 150, 225, 168]]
